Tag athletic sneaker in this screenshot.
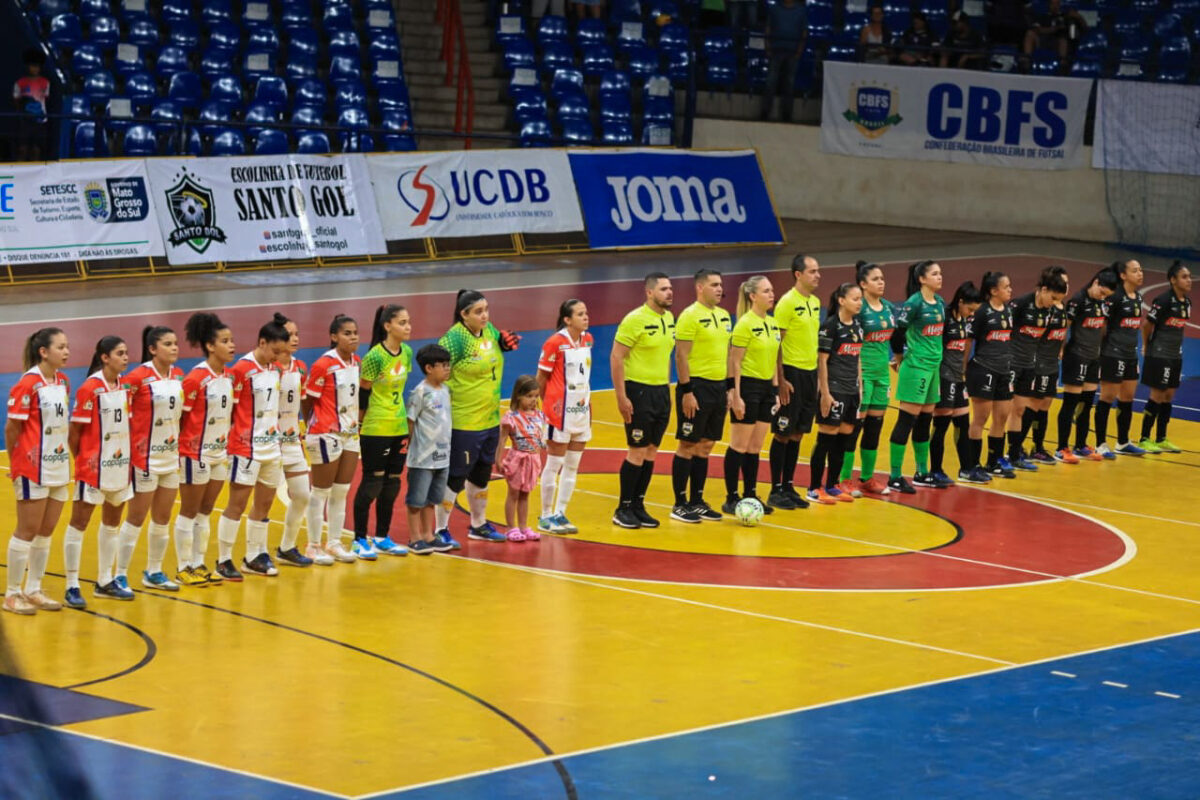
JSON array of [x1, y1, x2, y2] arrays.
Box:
[[1156, 438, 1182, 454], [720, 498, 739, 516], [408, 539, 436, 555], [24, 590, 62, 611], [690, 501, 724, 521], [94, 579, 135, 599], [632, 505, 661, 527], [175, 566, 210, 586], [744, 494, 774, 514], [538, 515, 567, 534], [1054, 447, 1081, 464], [3, 593, 36, 615], [64, 587, 86, 609], [351, 538, 379, 560], [887, 476, 917, 494], [911, 473, 939, 488], [553, 513, 578, 533], [468, 522, 507, 542], [1010, 454, 1038, 471], [194, 564, 221, 585], [839, 479, 864, 498], [781, 485, 808, 505], [1096, 442, 1118, 460], [276, 546, 314, 567], [1137, 438, 1162, 455], [670, 504, 702, 523], [860, 476, 891, 495], [1074, 445, 1104, 462], [304, 543, 335, 566], [215, 559, 245, 581], [324, 540, 356, 563], [612, 507, 641, 528], [826, 486, 854, 503], [958, 466, 992, 485], [766, 489, 798, 510], [1114, 441, 1147, 456], [241, 553, 278, 577], [374, 536, 408, 555], [929, 471, 956, 488], [142, 570, 180, 591], [1029, 450, 1057, 465], [806, 488, 836, 505], [987, 458, 1016, 478], [429, 535, 454, 552], [435, 529, 462, 550]]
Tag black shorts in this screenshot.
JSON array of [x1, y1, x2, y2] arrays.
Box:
[[936, 379, 969, 410], [1033, 372, 1057, 399], [675, 377, 727, 443], [449, 426, 500, 478], [1141, 357, 1182, 390], [772, 365, 816, 436], [359, 434, 409, 475], [1061, 350, 1099, 386], [625, 380, 671, 448], [816, 391, 859, 427], [731, 376, 775, 425], [1013, 368, 1055, 399], [966, 361, 1014, 401], [1100, 355, 1139, 382]]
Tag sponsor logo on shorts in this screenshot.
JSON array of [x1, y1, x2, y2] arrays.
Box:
[[681, 421, 694, 436], [631, 428, 644, 442]]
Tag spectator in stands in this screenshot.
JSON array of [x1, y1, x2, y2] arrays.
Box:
[[897, 11, 936, 65], [570, 0, 603, 20], [12, 48, 49, 162], [700, 0, 727, 28], [1023, 0, 1085, 61], [860, 5, 892, 64], [531, 0, 567, 17], [727, 0, 759, 35], [985, 0, 1031, 47], [761, 0, 806, 122], [940, 11, 987, 69]]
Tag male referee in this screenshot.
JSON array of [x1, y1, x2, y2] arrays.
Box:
[[670, 269, 731, 523], [611, 272, 676, 529]]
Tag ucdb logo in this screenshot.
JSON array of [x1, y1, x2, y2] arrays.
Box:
[[397, 164, 553, 227], [844, 84, 903, 139]]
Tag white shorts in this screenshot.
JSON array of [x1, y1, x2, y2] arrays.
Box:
[[548, 422, 592, 445], [13, 477, 70, 502], [304, 432, 360, 464], [280, 442, 308, 473], [75, 481, 134, 506], [180, 456, 230, 486], [229, 455, 283, 487], [134, 468, 181, 494]]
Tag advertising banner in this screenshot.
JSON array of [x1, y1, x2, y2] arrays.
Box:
[[0, 160, 163, 264], [368, 150, 583, 240], [567, 149, 783, 249], [820, 62, 1091, 169], [1093, 80, 1200, 176], [147, 155, 386, 265]]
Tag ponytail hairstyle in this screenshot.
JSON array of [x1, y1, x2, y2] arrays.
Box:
[[1089, 265, 1120, 293], [828, 281, 859, 315], [370, 304, 406, 348], [1038, 265, 1068, 294], [23, 327, 64, 370], [509, 374, 539, 411], [328, 313, 355, 342], [905, 260, 936, 297], [949, 281, 982, 317], [88, 335, 125, 374], [453, 289, 487, 327], [855, 260, 882, 288], [980, 271, 1007, 302], [555, 298, 584, 331], [141, 325, 174, 363], [184, 312, 229, 355], [736, 275, 769, 318], [258, 317, 289, 344], [1167, 259, 1187, 282]]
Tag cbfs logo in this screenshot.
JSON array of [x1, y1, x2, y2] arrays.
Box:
[[843, 84, 903, 139], [397, 165, 551, 227], [605, 175, 746, 232], [164, 171, 227, 254]]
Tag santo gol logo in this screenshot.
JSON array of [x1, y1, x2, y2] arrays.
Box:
[[164, 172, 227, 254], [844, 84, 903, 139]]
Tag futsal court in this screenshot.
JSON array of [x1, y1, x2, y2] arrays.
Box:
[[0, 222, 1197, 799]]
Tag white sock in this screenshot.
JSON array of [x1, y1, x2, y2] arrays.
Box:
[[117, 521, 141, 577], [217, 515, 240, 563], [306, 486, 330, 545], [7, 538, 30, 596], [246, 519, 268, 560], [173, 515, 194, 570], [97, 524, 119, 586], [64, 525, 85, 589], [556, 450, 582, 515], [146, 522, 170, 574], [327, 483, 351, 544], [435, 496, 453, 532], [25, 536, 51, 594], [539, 454, 564, 517], [192, 515, 210, 567], [282, 474, 310, 551], [466, 480, 488, 527]]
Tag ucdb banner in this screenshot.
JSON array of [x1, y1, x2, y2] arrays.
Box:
[[147, 155, 386, 265], [568, 149, 783, 249], [0, 160, 163, 265], [368, 150, 583, 240], [820, 62, 1090, 170], [1093, 80, 1200, 176]]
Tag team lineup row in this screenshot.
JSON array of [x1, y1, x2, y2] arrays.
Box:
[[2, 258, 1193, 614]]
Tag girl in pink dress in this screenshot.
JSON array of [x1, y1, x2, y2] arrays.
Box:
[[495, 376, 546, 542]]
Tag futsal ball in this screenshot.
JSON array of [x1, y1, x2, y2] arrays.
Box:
[[734, 497, 764, 527]]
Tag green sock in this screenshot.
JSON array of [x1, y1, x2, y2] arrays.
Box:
[[913, 441, 930, 474], [840, 451, 855, 482], [860, 448, 878, 481], [889, 441, 906, 479]]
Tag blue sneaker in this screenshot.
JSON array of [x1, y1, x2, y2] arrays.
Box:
[[930, 470, 956, 488], [1114, 441, 1147, 456], [1010, 454, 1038, 471], [351, 538, 378, 560], [1096, 443, 1118, 460], [537, 515, 566, 534], [408, 539, 436, 555], [553, 513, 578, 534], [435, 528, 461, 550], [373, 536, 408, 556], [64, 587, 86, 609], [276, 546, 313, 567], [989, 457, 1016, 478], [142, 570, 180, 591], [468, 522, 506, 542], [93, 579, 134, 600]]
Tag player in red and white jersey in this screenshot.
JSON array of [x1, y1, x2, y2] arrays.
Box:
[[536, 299, 592, 535], [272, 312, 323, 567], [120, 326, 185, 594], [5, 327, 71, 615], [65, 336, 133, 606], [175, 313, 236, 589], [303, 314, 362, 562], [217, 318, 289, 580]]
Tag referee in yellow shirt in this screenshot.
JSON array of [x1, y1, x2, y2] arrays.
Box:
[[611, 273, 676, 529]]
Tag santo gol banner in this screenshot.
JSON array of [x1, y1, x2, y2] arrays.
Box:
[[147, 155, 386, 265], [820, 62, 1090, 170]]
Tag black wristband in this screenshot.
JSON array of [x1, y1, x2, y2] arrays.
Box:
[[358, 385, 372, 411], [725, 378, 736, 391], [678, 381, 692, 395]]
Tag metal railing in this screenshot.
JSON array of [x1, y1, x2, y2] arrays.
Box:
[[437, 0, 475, 147]]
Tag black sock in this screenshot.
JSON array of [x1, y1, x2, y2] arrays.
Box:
[[619, 459, 640, 506], [377, 476, 402, 539], [809, 434, 830, 490], [1057, 393, 1079, 448], [1094, 400, 1112, 445], [1076, 390, 1096, 449], [351, 473, 384, 538], [1020, 406, 1036, 439], [953, 416, 971, 471], [671, 454, 691, 506], [826, 434, 846, 491], [1141, 400, 1159, 441], [1007, 429, 1025, 460], [783, 438, 801, 490], [1157, 402, 1172, 441], [930, 415, 952, 474], [724, 449, 742, 500], [1032, 409, 1049, 452], [970, 436, 983, 469], [1116, 400, 1134, 444], [987, 435, 1005, 465], [741, 452, 760, 498], [690, 456, 709, 504], [636, 461, 655, 507], [769, 438, 786, 490]]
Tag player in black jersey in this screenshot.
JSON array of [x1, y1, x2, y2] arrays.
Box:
[[808, 283, 863, 504], [1096, 259, 1146, 457], [1005, 266, 1068, 470], [962, 271, 1015, 483], [1028, 267, 1070, 464], [1055, 267, 1118, 462], [929, 282, 980, 486], [1139, 261, 1192, 453]]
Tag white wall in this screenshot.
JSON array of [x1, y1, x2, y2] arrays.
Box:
[[693, 119, 1117, 243]]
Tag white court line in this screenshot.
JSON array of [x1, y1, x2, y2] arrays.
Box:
[[369, 625, 1200, 799], [1051, 671, 1077, 678], [0, 711, 347, 799], [999, 489, 1200, 529], [1102, 681, 1129, 689], [1156, 691, 1182, 699]]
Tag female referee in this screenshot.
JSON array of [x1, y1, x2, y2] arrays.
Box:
[[1139, 261, 1191, 453]]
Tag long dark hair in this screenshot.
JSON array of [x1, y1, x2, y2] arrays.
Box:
[[980, 271, 1007, 302], [88, 335, 125, 374], [949, 281, 982, 317], [141, 325, 174, 363], [828, 282, 860, 316], [1038, 265, 1068, 293], [370, 303, 406, 348], [23, 327, 63, 370], [555, 298, 584, 331], [1167, 260, 1187, 282], [905, 260, 936, 297], [1088, 266, 1120, 293], [258, 318, 289, 343], [184, 312, 228, 354], [453, 289, 486, 327], [855, 260, 882, 288]]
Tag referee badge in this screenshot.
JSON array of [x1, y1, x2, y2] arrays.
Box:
[[631, 428, 644, 443], [681, 422, 693, 436]]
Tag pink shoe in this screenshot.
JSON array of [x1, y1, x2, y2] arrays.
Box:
[[523, 527, 540, 541], [506, 527, 527, 542]]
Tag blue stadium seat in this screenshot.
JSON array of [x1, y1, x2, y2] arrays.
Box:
[[114, 42, 145, 76], [168, 19, 201, 53], [642, 122, 672, 145], [627, 43, 661, 78], [794, 46, 817, 94], [198, 99, 232, 135], [807, 5, 835, 42], [1030, 49, 1060, 74], [648, 0, 678, 19], [541, 41, 575, 76], [1157, 36, 1191, 69], [253, 75, 288, 111], [118, 0, 150, 23], [280, 0, 311, 28], [160, 0, 193, 23], [36, 0, 70, 21], [247, 24, 281, 56], [582, 43, 616, 77], [576, 18, 606, 45], [210, 74, 243, 106], [825, 37, 858, 62], [294, 79, 327, 109], [183, 126, 203, 155], [1112, 9, 1143, 37], [1076, 29, 1108, 59], [512, 88, 548, 124], [329, 54, 361, 82], [703, 27, 734, 57], [63, 93, 90, 119], [291, 104, 325, 135], [381, 109, 415, 151], [598, 85, 630, 122], [328, 29, 359, 57], [73, 121, 99, 156], [520, 118, 552, 147], [609, 0, 640, 21], [243, 101, 277, 136], [1119, 32, 1151, 61], [209, 21, 241, 52], [334, 79, 367, 108], [1153, 12, 1183, 40], [338, 107, 373, 152], [127, 18, 158, 48], [150, 98, 183, 135], [496, 14, 526, 47], [376, 81, 410, 113], [659, 22, 689, 52], [561, 117, 594, 144], [843, 11, 868, 36], [367, 33, 401, 61], [49, 13, 83, 53], [664, 44, 691, 82], [617, 20, 647, 54], [243, 50, 275, 81], [556, 90, 590, 122], [1069, 56, 1103, 77], [201, 0, 233, 26], [1155, 64, 1188, 82], [200, 48, 233, 81], [122, 123, 158, 155], [167, 70, 203, 110], [503, 38, 536, 72], [78, 0, 110, 21], [643, 74, 674, 124], [746, 37, 768, 88], [104, 94, 134, 133], [89, 14, 120, 50], [72, 43, 106, 76], [125, 70, 156, 108], [601, 119, 633, 145], [550, 67, 585, 100], [254, 127, 289, 154], [537, 14, 568, 45], [322, 3, 355, 31], [156, 46, 191, 79], [289, 27, 321, 58], [211, 128, 246, 155], [1130, 0, 1156, 12], [599, 69, 630, 97], [83, 70, 116, 106], [285, 53, 319, 83]]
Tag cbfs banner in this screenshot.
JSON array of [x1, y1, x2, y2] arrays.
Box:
[[368, 150, 583, 240], [568, 149, 783, 249], [820, 62, 1091, 170], [0, 160, 163, 264], [147, 155, 386, 265], [1093, 80, 1200, 176]]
